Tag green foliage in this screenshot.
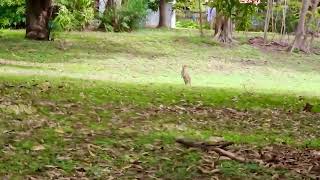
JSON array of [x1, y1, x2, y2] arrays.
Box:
[[53, 0, 94, 31], [176, 19, 210, 29], [284, 0, 301, 33], [0, 0, 94, 31], [176, 19, 199, 29], [53, 6, 76, 32], [147, 0, 160, 11], [308, 9, 320, 33], [147, 0, 175, 12], [235, 3, 261, 31], [270, 1, 300, 33], [207, 0, 263, 31], [100, 0, 148, 32], [175, 0, 198, 11], [0, 0, 25, 28]]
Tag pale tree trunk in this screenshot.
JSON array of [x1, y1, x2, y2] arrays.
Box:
[[95, 0, 99, 11], [115, 0, 122, 8], [158, 0, 166, 28], [210, 17, 215, 30], [271, 0, 274, 33], [289, 0, 310, 52], [26, 0, 53, 40], [306, 0, 319, 50], [280, 0, 287, 41], [264, 0, 273, 43], [214, 14, 233, 43], [310, 0, 319, 11], [198, 0, 203, 36]]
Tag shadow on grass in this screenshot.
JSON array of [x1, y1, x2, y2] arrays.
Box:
[[1, 73, 319, 111]]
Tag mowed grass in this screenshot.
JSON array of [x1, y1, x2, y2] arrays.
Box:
[[0, 29, 320, 179], [1, 29, 320, 95]]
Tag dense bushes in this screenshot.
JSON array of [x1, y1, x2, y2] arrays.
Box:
[[0, 0, 149, 32], [0, 0, 25, 28], [0, 0, 147, 32], [100, 0, 148, 32], [53, 0, 95, 31], [0, 0, 94, 31], [0, 0, 302, 34]]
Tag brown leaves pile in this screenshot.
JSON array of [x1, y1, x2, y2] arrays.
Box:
[[255, 145, 320, 178], [190, 143, 320, 179]]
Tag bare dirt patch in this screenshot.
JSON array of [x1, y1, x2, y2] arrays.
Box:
[[248, 37, 289, 52]]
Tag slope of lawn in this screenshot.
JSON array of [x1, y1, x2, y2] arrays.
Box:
[[1, 29, 320, 96], [0, 29, 320, 179]]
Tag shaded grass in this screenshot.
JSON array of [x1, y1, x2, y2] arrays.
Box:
[[1, 74, 319, 111], [219, 161, 300, 179]]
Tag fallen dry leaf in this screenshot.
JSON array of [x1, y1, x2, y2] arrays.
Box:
[[54, 128, 64, 134], [32, 145, 46, 151]]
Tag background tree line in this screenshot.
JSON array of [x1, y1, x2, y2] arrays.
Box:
[[0, 0, 306, 33], [0, 0, 319, 51]]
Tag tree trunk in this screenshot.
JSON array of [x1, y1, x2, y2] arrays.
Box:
[[280, 0, 287, 41], [95, 0, 99, 11], [106, 0, 122, 9], [115, 0, 122, 8], [198, 0, 204, 36], [310, 0, 319, 11], [26, 0, 52, 40], [106, 0, 115, 10], [214, 14, 233, 43], [158, 0, 166, 28], [289, 0, 310, 52], [264, 0, 273, 43], [306, 0, 320, 50]]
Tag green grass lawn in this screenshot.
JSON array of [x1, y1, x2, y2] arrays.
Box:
[[1, 29, 320, 95], [0, 29, 320, 179]]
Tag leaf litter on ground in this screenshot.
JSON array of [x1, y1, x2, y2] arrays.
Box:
[[1, 83, 320, 179]]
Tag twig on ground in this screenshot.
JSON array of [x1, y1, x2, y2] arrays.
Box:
[[176, 138, 234, 150], [176, 138, 246, 163]]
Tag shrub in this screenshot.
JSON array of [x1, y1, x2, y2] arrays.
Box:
[[0, 0, 25, 28], [176, 19, 199, 29], [100, 0, 148, 32], [176, 19, 210, 29], [53, 0, 95, 31]]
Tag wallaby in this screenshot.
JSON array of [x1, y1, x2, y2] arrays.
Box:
[[181, 65, 191, 86]]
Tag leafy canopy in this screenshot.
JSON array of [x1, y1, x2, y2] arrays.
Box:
[[0, 0, 25, 28], [207, 0, 263, 30]]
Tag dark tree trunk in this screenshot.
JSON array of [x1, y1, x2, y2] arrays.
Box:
[[106, 0, 121, 10], [105, 0, 117, 29], [26, 0, 52, 40], [107, 0, 114, 9], [95, 0, 100, 11], [158, 0, 166, 28], [214, 14, 233, 43]]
